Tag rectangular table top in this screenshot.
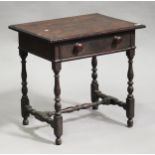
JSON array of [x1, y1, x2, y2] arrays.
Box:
[[9, 13, 145, 43]]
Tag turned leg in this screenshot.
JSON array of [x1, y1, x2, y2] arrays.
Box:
[[52, 62, 63, 145], [19, 49, 30, 125], [91, 56, 99, 110], [126, 49, 135, 127]]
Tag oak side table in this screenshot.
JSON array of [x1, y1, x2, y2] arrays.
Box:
[[9, 13, 145, 145]]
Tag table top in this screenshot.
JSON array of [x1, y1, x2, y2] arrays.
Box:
[[9, 13, 145, 43]]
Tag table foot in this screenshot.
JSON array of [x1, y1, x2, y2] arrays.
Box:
[[55, 138, 62, 145], [127, 119, 133, 127], [92, 106, 98, 110], [23, 119, 29, 125]]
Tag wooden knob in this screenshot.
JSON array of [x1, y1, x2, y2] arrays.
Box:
[[113, 36, 122, 44], [73, 43, 83, 55]]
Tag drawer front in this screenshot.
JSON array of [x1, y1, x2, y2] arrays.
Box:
[[55, 32, 131, 61]]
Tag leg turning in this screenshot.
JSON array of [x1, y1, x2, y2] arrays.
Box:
[[19, 49, 30, 125], [52, 62, 63, 145], [91, 56, 99, 110], [126, 49, 135, 127]]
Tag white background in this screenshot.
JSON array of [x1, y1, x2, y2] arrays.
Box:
[[0, 1, 155, 153]]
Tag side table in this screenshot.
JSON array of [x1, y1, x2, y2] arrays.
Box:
[[9, 13, 145, 145]]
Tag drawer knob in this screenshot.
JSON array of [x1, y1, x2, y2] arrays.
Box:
[[113, 36, 122, 44], [73, 43, 83, 55]]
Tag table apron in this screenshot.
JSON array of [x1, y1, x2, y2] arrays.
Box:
[[18, 30, 135, 62]]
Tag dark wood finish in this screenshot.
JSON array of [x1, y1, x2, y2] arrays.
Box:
[[52, 62, 62, 145], [25, 104, 54, 126], [126, 49, 135, 127], [17, 28, 135, 63], [9, 13, 145, 43], [56, 31, 132, 62], [95, 91, 126, 109], [19, 33, 52, 61], [73, 42, 84, 55], [9, 13, 145, 63], [9, 13, 145, 145], [91, 56, 99, 110], [25, 92, 126, 117], [19, 49, 30, 125]]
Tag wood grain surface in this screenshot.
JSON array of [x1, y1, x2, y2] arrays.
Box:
[[9, 13, 145, 43]]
